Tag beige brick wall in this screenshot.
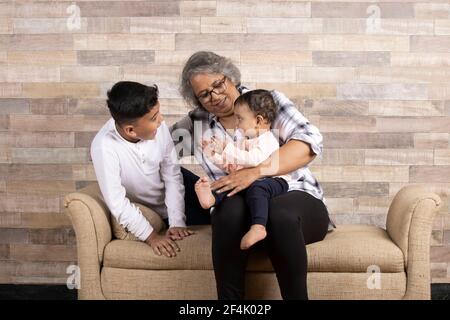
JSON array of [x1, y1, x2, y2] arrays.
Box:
[[0, 1, 449, 285]]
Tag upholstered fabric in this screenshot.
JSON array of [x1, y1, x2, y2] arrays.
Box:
[[64, 183, 441, 300], [386, 185, 442, 299], [104, 225, 213, 271], [307, 272, 406, 300], [111, 203, 165, 241], [100, 268, 406, 300], [101, 269, 217, 300], [307, 225, 405, 273], [386, 185, 441, 265], [64, 183, 113, 300], [103, 224, 405, 273]]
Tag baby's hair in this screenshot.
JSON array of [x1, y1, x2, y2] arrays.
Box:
[[234, 89, 277, 124]]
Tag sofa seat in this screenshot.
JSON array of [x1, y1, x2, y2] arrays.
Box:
[[65, 183, 441, 299], [103, 224, 405, 273]]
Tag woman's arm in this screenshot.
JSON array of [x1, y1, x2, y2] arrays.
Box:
[[210, 139, 315, 196], [257, 139, 316, 177], [211, 90, 321, 196]]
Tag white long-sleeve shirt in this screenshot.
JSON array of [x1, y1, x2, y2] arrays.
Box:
[[90, 118, 186, 241]]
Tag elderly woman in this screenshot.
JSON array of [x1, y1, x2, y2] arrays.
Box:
[[170, 51, 335, 300]]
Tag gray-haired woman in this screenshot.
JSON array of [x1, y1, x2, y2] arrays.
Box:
[[170, 51, 335, 300]]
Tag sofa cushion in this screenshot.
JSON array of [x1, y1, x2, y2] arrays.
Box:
[[306, 224, 405, 273], [103, 224, 405, 273]]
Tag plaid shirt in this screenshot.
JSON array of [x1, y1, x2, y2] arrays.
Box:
[[170, 85, 336, 230]]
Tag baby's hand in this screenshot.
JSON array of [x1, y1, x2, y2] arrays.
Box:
[[201, 138, 216, 158], [210, 136, 226, 154]]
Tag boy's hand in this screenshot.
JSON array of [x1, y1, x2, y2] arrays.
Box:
[[166, 227, 195, 241], [145, 232, 180, 258]]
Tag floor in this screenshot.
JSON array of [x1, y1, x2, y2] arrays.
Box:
[[0, 284, 449, 300]]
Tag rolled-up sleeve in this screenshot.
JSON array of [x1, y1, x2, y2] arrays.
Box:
[[271, 90, 323, 158]]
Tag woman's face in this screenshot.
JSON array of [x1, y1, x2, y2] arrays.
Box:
[[189, 73, 240, 118]]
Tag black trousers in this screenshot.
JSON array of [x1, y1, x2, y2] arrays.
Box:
[[181, 167, 330, 300], [214, 178, 289, 226]]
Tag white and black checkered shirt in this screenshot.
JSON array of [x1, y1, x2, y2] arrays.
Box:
[[170, 85, 336, 230]]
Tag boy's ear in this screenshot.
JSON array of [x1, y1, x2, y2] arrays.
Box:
[[123, 124, 137, 138]]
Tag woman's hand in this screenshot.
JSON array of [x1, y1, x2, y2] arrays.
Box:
[[222, 163, 240, 173], [210, 166, 261, 197]]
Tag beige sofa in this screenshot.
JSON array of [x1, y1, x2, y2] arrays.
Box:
[[64, 183, 441, 300]]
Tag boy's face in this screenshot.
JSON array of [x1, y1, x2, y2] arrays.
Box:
[[123, 102, 163, 141], [234, 102, 258, 138]]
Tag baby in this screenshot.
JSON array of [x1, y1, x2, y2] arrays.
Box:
[[195, 89, 290, 250]]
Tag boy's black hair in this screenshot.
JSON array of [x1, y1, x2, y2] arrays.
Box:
[[107, 81, 159, 125], [234, 89, 277, 124]]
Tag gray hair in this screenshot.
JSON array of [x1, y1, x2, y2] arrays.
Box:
[[180, 51, 241, 107]]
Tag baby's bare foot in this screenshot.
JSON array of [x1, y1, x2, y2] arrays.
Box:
[[240, 224, 267, 250], [195, 177, 216, 210]]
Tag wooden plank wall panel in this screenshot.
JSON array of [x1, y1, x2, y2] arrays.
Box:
[[0, 1, 449, 285]]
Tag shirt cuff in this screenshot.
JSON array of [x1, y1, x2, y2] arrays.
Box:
[[138, 223, 154, 242], [168, 216, 187, 228]]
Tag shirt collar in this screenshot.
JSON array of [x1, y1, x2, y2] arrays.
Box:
[[208, 113, 218, 128]]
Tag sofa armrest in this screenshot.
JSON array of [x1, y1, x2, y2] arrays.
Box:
[[64, 183, 112, 300], [386, 185, 442, 299]]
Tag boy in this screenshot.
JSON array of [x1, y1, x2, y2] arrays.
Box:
[[91, 81, 193, 258], [195, 89, 290, 250]]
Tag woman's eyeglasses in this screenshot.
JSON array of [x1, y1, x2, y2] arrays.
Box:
[[197, 76, 227, 104]]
